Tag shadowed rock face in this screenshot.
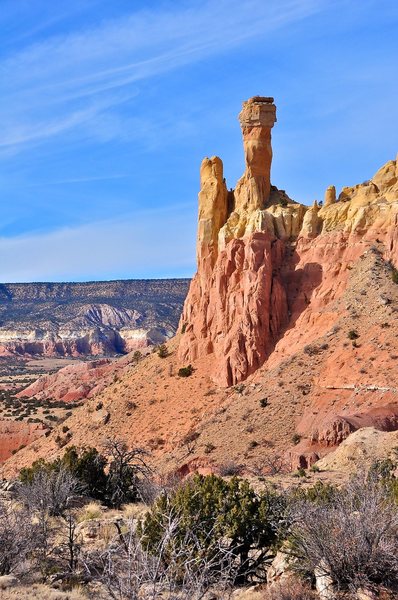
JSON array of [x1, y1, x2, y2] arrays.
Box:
[[179, 96, 398, 386]]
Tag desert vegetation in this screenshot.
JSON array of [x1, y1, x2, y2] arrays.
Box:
[[0, 439, 397, 599], [156, 343, 169, 358], [19, 439, 152, 509], [0, 386, 81, 428], [177, 364, 194, 377]]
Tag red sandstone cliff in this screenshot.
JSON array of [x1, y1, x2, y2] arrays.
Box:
[[179, 96, 398, 386]]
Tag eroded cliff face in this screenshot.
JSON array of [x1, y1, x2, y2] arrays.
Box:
[[179, 96, 398, 386]]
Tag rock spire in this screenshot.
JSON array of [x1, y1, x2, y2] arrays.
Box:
[[236, 96, 277, 211]]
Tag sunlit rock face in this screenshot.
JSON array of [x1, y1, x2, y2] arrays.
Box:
[[179, 97, 398, 386]]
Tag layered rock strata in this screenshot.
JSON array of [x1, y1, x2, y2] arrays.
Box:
[[179, 96, 398, 386], [0, 280, 189, 358]]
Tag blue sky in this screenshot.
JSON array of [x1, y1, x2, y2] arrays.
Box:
[[1, 0, 397, 282]]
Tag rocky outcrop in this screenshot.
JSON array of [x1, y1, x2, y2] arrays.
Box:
[[179, 96, 398, 386], [317, 427, 398, 473], [312, 405, 398, 447], [235, 96, 277, 212], [16, 358, 115, 403], [324, 185, 336, 207], [0, 419, 45, 462], [179, 98, 290, 386]]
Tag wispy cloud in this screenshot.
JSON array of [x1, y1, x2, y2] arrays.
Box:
[[4, 0, 393, 283], [0, 204, 196, 282], [1, 0, 324, 154], [27, 174, 129, 187]]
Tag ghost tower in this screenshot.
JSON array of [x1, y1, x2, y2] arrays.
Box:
[[235, 96, 277, 212]]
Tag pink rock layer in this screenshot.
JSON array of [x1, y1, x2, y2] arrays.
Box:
[[17, 358, 119, 403], [0, 420, 46, 462]]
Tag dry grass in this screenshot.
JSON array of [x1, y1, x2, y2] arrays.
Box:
[[76, 502, 103, 523], [0, 584, 87, 600], [233, 581, 315, 600], [264, 580, 316, 599], [93, 502, 149, 522], [233, 587, 267, 599], [120, 502, 148, 520], [98, 521, 115, 545]]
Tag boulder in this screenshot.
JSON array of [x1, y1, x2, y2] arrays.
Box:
[[315, 560, 335, 599], [267, 548, 295, 587], [0, 575, 19, 590]]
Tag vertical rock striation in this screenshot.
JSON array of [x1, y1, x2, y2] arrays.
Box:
[[179, 97, 288, 386]]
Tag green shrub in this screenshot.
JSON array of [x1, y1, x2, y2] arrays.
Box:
[[219, 461, 242, 476], [157, 344, 169, 358], [178, 364, 193, 377], [20, 445, 107, 501], [293, 468, 307, 478], [234, 383, 245, 394], [139, 474, 286, 583], [347, 329, 359, 340], [259, 397, 268, 408], [391, 267, 398, 284], [204, 443, 216, 454], [291, 433, 302, 445], [370, 457, 396, 480], [291, 480, 337, 504], [62, 446, 108, 500], [20, 458, 57, 484]]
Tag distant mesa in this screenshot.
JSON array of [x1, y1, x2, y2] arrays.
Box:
[[0, 279, 190, 358]]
